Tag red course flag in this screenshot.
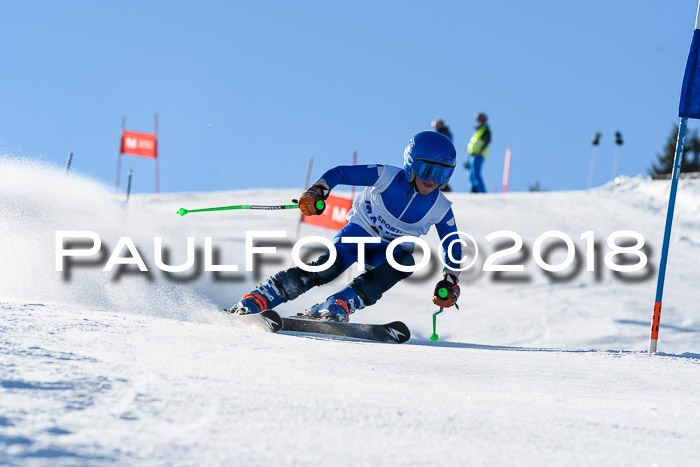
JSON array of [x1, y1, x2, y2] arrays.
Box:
[[121, 130, 158, 159]]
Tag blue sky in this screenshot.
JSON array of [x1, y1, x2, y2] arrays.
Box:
[[1, 0, 698, 194]]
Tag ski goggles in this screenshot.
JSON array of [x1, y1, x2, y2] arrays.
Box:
[[412, 158, 455, 184]]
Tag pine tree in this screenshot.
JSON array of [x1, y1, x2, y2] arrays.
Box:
[[650, 124, 700, 177]]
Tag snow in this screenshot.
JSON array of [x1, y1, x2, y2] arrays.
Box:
[[2, 158, 700, 465]]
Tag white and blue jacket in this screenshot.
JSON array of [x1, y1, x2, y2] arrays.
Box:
[[319, 164, 462, 271]]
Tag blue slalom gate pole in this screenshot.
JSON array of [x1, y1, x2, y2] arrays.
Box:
[[649, 117, 688, 353]]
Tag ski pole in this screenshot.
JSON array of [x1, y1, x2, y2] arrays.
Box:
[[176, 199, 325, 216], [430, 287, 459, 341], [430, 307, 444, 342]]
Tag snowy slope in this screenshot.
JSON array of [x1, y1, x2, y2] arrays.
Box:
[[2, 158, 700, 465]]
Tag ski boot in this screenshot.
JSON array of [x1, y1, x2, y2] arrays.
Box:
[[303, 286, 364, 322], [225, 280, 284, 315]]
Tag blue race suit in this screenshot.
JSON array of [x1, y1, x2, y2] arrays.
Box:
[[253, 164, 462, 309]]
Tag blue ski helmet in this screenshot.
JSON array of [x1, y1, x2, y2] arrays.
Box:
[[403, 131, 457, 189]]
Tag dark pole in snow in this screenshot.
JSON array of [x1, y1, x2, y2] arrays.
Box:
[[611, 131, 623, 180], [125, 169, 134, 205], [65, 152, 73, 173], [587, 132, 601, 189], [116, 116, 125, 193]]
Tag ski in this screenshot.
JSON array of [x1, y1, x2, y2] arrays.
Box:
[[279, 314, 411, 344], [225, 309, 283, 333]]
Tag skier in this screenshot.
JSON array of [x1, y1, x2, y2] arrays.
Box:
[[226, 131, 463, 322], [467, 113, 491, 193]]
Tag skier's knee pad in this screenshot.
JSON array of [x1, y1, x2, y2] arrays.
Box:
[[350, 248, 414, 306], [271, 251, 345, 301], [379, 248, 415, 283], [389, 248, 415, 274], [310, 251, 346, 284]]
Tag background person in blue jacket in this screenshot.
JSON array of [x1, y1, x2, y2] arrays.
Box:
[[226, 131, 463, 322], [467, 113, 491, 193], [432, 118, 453, 141], [432, 118, 454, 192]]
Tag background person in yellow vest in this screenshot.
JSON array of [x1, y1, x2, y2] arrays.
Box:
[[466, 113, 491, 193]]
